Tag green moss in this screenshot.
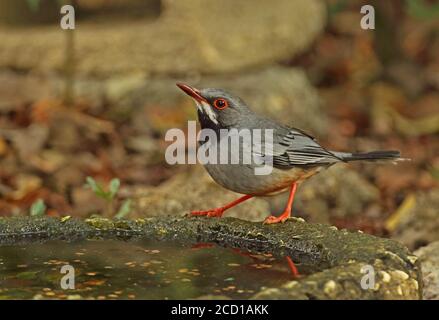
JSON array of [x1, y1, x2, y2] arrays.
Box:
[[85, 217, 114, 230]]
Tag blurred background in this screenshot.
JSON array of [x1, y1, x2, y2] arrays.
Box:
[[0, 0, 438, 252]]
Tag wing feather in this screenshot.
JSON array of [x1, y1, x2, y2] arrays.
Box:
[[270, 128, 342, 168]]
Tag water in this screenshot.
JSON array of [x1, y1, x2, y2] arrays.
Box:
[[0, 240, 310, 299]]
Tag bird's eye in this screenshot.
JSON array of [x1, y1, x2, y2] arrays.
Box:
[[213, 98, 228, 110]]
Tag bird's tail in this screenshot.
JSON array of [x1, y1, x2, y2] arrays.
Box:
[[333, 150, 404, 162]]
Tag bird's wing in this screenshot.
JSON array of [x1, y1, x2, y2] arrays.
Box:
[[253, 127, 342, 169]]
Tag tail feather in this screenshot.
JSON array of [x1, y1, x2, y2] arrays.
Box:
[[334, 150, 402, 162]]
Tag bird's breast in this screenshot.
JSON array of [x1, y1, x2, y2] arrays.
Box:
[[203, 163, 321, 196]]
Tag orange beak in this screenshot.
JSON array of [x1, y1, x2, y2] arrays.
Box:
[[176, 83, 208, 104]]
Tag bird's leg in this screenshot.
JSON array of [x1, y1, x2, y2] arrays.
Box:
[[263, 182, 298, 224], [191, 242, 215, 250], [190, 194, 253, 218], [286, 256, 299, 278]]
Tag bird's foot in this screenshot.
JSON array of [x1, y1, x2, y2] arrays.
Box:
[[263, 211, 290, 224], [190, 207, 225, 218]]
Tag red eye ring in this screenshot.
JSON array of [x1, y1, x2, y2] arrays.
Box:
[[213, 98, 228, 110]]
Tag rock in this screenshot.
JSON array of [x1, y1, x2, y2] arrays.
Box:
[[0, 216, 423, 299], [0, 0, 326, 75], [390, 189, 439, 250], [253, 260, 420, 300], [415, 241, 439, 300], [131, 166, 270, 222], [297, 165, 380, 221]]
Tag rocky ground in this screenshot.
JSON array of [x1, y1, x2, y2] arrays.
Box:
[[0, 216, 423, 299], [415, 241, 439, 300], [0, 0, 438, 299]]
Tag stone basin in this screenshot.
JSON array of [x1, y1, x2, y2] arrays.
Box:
[[0, 239, 308, 299], [0, 216, 422, 299]]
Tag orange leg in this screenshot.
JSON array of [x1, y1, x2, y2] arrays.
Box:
[[263, 183, 298, 224], [191, 194, 253, 218], [191, 242, 215, 250], [286, 256, 299, 277]]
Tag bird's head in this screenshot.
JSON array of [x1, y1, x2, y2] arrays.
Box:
[[177, 83, 249, 129]]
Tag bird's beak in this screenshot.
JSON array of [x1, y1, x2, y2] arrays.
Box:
[[176, 83, 208, 104]]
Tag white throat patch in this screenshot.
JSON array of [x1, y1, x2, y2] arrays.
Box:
[[196, 101, 218, 125]]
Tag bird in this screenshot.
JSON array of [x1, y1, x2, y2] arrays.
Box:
[[176, 83, 402, 224]]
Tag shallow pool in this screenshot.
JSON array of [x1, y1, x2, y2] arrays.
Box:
[[0, 240, 309, 299]]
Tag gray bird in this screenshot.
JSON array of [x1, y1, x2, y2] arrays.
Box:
[[176, 83, 401, 224]]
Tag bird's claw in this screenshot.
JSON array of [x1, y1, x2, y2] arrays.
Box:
[[190, 208, 224, 218], [263, 214, 289, 224]]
